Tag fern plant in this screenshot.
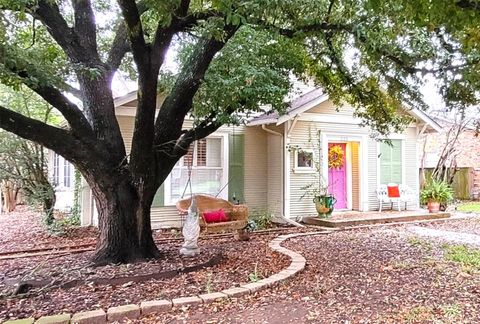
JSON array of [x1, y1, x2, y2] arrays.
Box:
[[420, 180, 454, 204]]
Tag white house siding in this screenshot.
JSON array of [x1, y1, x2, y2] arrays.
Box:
[[367, 138, 380, 210], [81, 111, 247, 228], [309, 100, 354, 116], [267, 128, 284, 218], [404, 127, 419, 209], [287, 101, 422, 218], [288, 119, 372, 219], [243, 126, 268, 211]]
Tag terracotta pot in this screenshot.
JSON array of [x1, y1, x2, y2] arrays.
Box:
[[427, 201, 440, 213]]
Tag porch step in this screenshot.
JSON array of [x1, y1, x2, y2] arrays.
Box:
[[302, 212, 451, 228]]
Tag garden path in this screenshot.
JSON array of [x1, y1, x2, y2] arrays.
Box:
[[407, 225, 480, 247]]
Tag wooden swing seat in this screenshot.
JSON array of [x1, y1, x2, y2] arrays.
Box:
[[176, 194, 249, 234]]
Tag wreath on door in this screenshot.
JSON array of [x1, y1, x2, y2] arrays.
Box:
[[328, 145, 344, 169]]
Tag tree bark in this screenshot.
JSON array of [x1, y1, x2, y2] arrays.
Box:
[[89, 175, 160, 265]]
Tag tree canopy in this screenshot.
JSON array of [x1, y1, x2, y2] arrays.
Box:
[[0, 0, 479, 263]]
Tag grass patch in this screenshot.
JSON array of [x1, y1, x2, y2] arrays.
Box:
[[444, 244, 480, 271], [441, 303, 462, 319], [457, 202, 480, 213], [403, 306, 435, 322], [408, 236, 433, 251]]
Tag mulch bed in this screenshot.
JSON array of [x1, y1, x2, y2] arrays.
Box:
[[0, 206, 98, 255], [0, 233, 290, 321], [0, 206, 297, 321], [138, 222, 480, 323]]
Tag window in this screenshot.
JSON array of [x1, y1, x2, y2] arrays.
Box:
[[165, 136, 227, 204], [52, 153, 73, 189], [294, 149, 315, 172], [379, 140, 403, 184], [53, 153, 60, 186], [63, 160, 72, 188]]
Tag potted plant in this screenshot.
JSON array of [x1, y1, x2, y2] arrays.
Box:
[[420, 179, 454, 213], [301, 180, 336, 218]]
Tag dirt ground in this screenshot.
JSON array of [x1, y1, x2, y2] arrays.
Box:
[[1, 207, 480, 323]]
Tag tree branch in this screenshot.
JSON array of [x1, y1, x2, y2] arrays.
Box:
[[32, 85, 94, 137], [72, 0, 99, 62], [154, 28, 237, 142], [170, 118, 223, 158], [106, 1, 149, 74], [0, 105, 85, 161], [116, 0, 149, 67]]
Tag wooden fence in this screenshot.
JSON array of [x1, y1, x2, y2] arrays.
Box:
[[420, 167, 473, 200]]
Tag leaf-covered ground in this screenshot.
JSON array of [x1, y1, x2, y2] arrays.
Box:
[[0, 208, 290, 321], [2, 207, 480, 323], [141, 222, 480, 323]]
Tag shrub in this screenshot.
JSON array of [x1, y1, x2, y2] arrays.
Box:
[[420, 179, 454, 204]]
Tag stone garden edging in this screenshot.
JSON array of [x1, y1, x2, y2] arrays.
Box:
[[3, 231, 326, 324]]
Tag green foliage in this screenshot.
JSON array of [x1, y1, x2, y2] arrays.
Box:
[[420, 179, 454, 204], [441, 303, 462, 319], [70, 169, 82, 225], [0, 85, 58, 223], [1, 1, 479, 137], [205, 272, 213, 293], [248, 262, 260, 282], [444, 244, 480, 272], [457, 202, 480, 213], [408, 236, 432, 251], [249, 209, 273, 230]]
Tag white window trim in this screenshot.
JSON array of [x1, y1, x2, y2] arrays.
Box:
[[293, 148, 316, 173], [164, 132, 229, 206], [51, 152, 73, 192]]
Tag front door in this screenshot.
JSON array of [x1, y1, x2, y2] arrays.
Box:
[[328, 143, 347, 209]]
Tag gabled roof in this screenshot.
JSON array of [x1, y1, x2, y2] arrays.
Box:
[[114, 90, 137, 107], [248, 87, 442, 132]]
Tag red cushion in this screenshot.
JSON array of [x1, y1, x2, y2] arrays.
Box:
[[203, 209, 229, 223], [387, 185, 400, 198]]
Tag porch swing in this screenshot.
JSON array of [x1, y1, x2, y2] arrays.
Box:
[[175, 124, 249, 238]]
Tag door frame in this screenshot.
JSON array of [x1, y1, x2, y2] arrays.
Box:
[[320, 132, 368, 211]]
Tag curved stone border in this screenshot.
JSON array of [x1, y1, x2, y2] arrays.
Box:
[[2, 231, 325, 324]]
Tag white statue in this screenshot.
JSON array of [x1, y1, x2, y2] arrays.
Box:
[[180, 195, 201, 257]]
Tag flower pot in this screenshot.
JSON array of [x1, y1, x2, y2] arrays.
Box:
[[314, 195, 337, 218], [427, 201, 440, 213]]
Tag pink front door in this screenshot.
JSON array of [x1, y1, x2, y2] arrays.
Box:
[[328, 143, 347, 209]]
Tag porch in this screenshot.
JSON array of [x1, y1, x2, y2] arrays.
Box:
[[302, 210, 451, 228]]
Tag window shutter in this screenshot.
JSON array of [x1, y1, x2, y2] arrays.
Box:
[[391, 141, 402, 183], [152, 183, 164, 207], [379, 140, 403, 184], [228, 133, 245, 202]]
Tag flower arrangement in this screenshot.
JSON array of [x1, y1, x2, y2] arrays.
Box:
[[328, 145, 344, 169]]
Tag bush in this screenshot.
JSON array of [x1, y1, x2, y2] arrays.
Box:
[[420, 179, 454, 204], [249, 209, 273, 230]]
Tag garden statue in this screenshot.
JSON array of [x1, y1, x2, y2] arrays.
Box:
[[180, 195, 201, 257]]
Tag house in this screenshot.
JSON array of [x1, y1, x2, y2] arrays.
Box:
[[51, 88, 440, 228], [48, 151, 75, 211], [418, 116, 480, 199]]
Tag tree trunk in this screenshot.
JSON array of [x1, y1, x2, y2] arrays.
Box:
[[91, 177, 160, 265], [1, 180, 16, 212]]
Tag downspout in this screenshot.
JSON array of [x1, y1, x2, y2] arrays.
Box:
[[261, 124, 304, 227]]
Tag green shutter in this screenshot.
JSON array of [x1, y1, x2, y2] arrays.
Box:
[[380, 140, 402, 184], [151, 183, 164, 207], [228, 133, 245, 203]]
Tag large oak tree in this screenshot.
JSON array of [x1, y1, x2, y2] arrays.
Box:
[[0, 0, 478, 264]]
